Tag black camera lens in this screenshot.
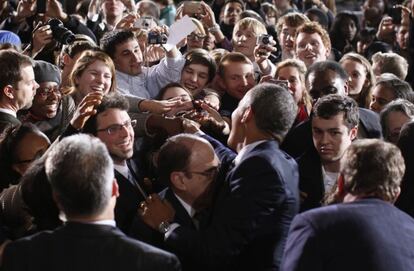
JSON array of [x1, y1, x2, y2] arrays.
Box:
[[47, 19, 76, 45]]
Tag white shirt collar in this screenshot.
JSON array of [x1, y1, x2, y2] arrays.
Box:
[[114, 163, 128, 179], [234, 140, 267, 166], [0, 108, 16, 117], [174, 193, 196, 218], [87, 220, 117, 227]]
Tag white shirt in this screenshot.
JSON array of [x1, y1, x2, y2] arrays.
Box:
[[114, 163, 129, 179], [0, 108, 16, 117], [116, 55, 186, 99], [322, 166, 339, 194]]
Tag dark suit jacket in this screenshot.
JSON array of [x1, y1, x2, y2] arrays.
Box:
[[129, 188, 196, 251], [282, 108, 382, 159], [0, 111, 20, 134], [114, 160, 148, 233], [1, 222, 181, 271], [282, 199, 414, 271], [165, 136, 300, 271], [297, 147, 324, 212]]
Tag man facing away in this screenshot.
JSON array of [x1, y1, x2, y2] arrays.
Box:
[[1, 134, 181, 271], [140, 83, 300, 271], [282, 139, 414, 271]]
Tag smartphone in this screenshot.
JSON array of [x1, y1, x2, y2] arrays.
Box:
[[389, 6, 402, 25], [183, 1, 202, 16], [37, 0, 46, 13]]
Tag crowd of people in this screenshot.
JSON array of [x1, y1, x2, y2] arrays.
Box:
[[0, 0, 414, 270]]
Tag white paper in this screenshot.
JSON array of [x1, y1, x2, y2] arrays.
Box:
[[164, 15, 197, 52]]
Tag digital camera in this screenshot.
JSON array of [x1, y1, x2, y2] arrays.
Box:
[[257, 34, 273, 46], [148, 32, 168, 45], [48, 19, 75, 45]]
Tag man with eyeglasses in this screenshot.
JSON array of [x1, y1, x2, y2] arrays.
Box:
[[130, 134, 220, 262], [0, 50, 39, 133], [20, 60, 75, 142], [81, 94, 150, 233]]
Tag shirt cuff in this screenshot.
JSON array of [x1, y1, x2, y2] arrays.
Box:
[[164, 223, 180, 240]]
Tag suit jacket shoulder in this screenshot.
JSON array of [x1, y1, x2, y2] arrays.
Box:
[[2, 223, 181, 271], [282, 199, 414, 271]]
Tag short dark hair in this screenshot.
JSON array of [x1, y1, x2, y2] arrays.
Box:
[[306, 60, 349, 83], [83, 94, 130, 135], [156, 82, 192, 101], [243, 83, 297, 142], [0, 50, 33, 94], [218, 52, 252, 78], [341, 139, 405, 202], [380, 99, 414, 142], [100, 30, 136, 59], [375, 74, 413, 101], [45, 134, 114, 217], [184, 49, 217, 83], [312, 94, 359, 130], [224, 0, 245, 9], [156, 134, 201, 185]]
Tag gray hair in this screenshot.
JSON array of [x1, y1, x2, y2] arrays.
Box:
[[45, 134, 114, 217], [242, 83, 298, 142]]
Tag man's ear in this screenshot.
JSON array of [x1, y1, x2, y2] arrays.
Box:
[[344, 80, 350, 96], [112, 179, 120, 198], [240, 106, 253, 124], [62, 53, 71, 66], [350, 126, 358, 141], [2, 85, 14, 99], [170, 172, 186, 191]]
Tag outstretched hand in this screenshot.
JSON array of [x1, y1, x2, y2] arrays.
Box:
[[70, 91, 103, 130]]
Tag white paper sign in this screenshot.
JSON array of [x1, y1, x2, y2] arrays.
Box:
[[164, 15, 197, 52]]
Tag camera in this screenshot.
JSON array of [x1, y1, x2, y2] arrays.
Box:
[[257, 34, 273, 46], [134, 17, 156, 30], [48, 19, 75, 45], [148, 32, 168, 45], [183, 1, 202, 16]]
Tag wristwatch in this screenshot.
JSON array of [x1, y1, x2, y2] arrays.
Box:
[[158, 221, 171, 234]]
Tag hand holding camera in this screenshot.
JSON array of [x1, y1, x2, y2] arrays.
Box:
[[254, 34, 277, 62], [147, 25, 169, 45], [31, 23, 53, 56]]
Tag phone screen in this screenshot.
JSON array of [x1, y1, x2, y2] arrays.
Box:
[[37, 0, 46, 13]]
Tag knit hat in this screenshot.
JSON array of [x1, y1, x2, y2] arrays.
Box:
[[34, 60, 61, 85], [0, 30, 21, 47]]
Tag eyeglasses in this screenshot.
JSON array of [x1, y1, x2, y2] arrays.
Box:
[[187, 33, 206, 40], [185, 164, 220, 179], [36, 87, 62, 98], [97, 119, 137, 135]]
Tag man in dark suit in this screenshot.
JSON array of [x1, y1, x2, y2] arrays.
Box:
[[130, 134, 220, 266], [282, 139, 414, 271], [82, 94, 150, 233], [140, 83, 300, 271], [1, 134, 181, 271], [298, 95, 358, 212], [281, 60, 382, 159], [0, 50, 39, 133]]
